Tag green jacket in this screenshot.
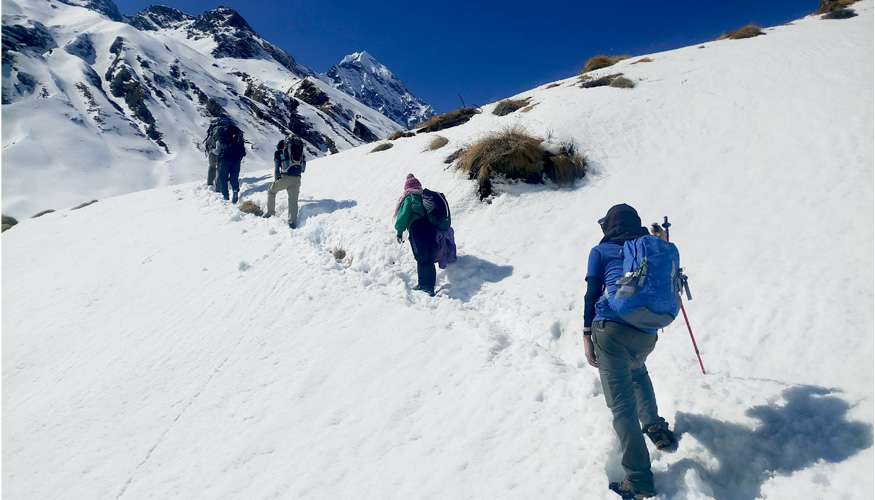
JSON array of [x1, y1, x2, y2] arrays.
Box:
[[394, 194, 426, 235]]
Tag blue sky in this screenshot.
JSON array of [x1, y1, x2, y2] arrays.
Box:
[[114, 0, 817, 113]]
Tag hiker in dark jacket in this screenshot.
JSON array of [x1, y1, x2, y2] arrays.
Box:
[[583, 203, 676, 500], [212, 121, 246, 203], [394, 174, 437, 296], [203, 118, 227, 189]]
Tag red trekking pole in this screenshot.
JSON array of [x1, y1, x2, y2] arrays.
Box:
[[662, 217, 706, 375]]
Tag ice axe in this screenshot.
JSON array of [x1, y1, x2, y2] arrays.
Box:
[[662, 216, 706, 375]]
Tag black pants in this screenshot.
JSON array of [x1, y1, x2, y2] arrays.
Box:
[[216, 158, 241, 200], [409, 219, 437, 293], [415, 256, 436, 293]]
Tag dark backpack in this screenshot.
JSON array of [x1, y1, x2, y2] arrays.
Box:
[[421, 189, 451, 231], [213, 123, 246, 160], [281, 136, 306, 176]]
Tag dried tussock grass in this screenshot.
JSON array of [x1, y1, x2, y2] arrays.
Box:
[[455, 128, 587, 199], [370, 142, 394, 153], [581, 55, 628, 74], [720, 24, 764, 40], [416, 108, 480, 133], [238, 200, 263, 216], [816, 0, 858, 13], [492, 97, 531, 116], [387, 130, 415, 140], [631, 57, 654, 64], [426, 135, 449, 151]]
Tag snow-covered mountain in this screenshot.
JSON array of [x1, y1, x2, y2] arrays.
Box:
[[3, 3, 873, 500], [322, 51, 434, 129], [1, 0, 402, 218]]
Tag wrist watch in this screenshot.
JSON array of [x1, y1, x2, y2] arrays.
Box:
[[583, 327, 592, 337]]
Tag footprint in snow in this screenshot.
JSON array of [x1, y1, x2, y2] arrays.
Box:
[[238, 261, 251, 272]]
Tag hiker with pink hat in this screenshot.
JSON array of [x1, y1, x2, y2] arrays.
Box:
[[394, 173, 438, 296]]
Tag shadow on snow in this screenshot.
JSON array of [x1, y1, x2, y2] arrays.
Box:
[[656, 385, 872, 499], [298, 199, 357, 223], [441, 255, 513, 302]]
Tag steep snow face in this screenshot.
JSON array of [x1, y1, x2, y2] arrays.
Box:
[[3, 3, 873, 500], [0, 0, 400, 218], [322, 50, 434, 129]]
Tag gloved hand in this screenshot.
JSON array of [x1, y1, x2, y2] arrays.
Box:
[[396, 233, 403, 244]]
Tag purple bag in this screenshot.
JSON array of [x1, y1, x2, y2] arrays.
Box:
[[435, 227, 457, 269]]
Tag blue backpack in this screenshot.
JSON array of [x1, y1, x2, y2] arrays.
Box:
[[607, 236, 681, 329]]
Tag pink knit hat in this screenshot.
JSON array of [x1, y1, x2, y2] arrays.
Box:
[[404, 173, 422, 192]]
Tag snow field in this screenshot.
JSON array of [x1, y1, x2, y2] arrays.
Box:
[[3, 2, 873, 499]]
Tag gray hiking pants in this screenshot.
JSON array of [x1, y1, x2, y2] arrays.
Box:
[[592, 320, 662, 495], [207, 153, 217, 188], [266, 175, 301, 224]]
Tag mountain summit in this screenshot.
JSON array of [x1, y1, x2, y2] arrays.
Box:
[[322, 51, 434, 129]]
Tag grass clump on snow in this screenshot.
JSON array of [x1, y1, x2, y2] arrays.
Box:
[[492, 98, 531, 116], [71, 200, 98, 210], [520, 103, 539, 112], [720, 24, 764, 40], [545, 82, 562, 89], [816, 0, 858, 13], [579, 73, 623, 88], [581, 55, 628, 74], [238, 200, 263, 217], [416, 108, 480, 133], [370, 142, 394, 153], [822, 7, 857, 18], [543, 141, 587, 185], [427, 135, 449, 151], [631, 57, 654, 64], [444, 148, 463, 164], [2, 215, 18, 232], [610, 76, 636, 88], [32, 209, 55, 218], [456, 128, 586, 199], [387, 130, 415, 140]]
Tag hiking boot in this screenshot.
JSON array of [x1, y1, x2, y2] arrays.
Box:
[[289, 222, 296, 229], [609, 479, 654, 499], [231, 191, 239, 204], [644, 421, 677, 451]]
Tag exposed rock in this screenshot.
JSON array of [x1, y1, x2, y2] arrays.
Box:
[[128, 5, 193, 31], [294, 79, 329, 107], [57, 0, 122, 21], [353, 120, 379, 142], [64, 33, 96, 64], [2, 21, 56, 64]]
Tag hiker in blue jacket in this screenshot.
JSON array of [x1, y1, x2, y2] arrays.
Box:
[[583, 203, 676, 499]]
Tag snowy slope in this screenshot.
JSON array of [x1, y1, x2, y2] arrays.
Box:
[[321, 51, 434, 129], [3, 4, 873, 500], [1, 0, 400, 219]]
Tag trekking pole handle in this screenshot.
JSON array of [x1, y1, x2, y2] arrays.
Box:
[[661, 216, 671, 241]]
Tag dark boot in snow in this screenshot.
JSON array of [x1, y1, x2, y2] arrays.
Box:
[[231, 191, 239, 204], [609, 479, 654, 499], [289, 222, 296, 229], [644, 421, 677, 451]]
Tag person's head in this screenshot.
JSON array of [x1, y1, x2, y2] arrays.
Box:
[[598, 203, 646, 240], [403, 173, 422, 192], [277, 140, 285, 151]]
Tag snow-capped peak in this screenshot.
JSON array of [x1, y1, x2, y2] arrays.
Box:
[[339, 51, 392, 79], [322, 51, 434, 129]]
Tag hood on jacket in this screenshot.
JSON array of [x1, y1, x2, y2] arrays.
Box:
[[599, 203, 649, 243]]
